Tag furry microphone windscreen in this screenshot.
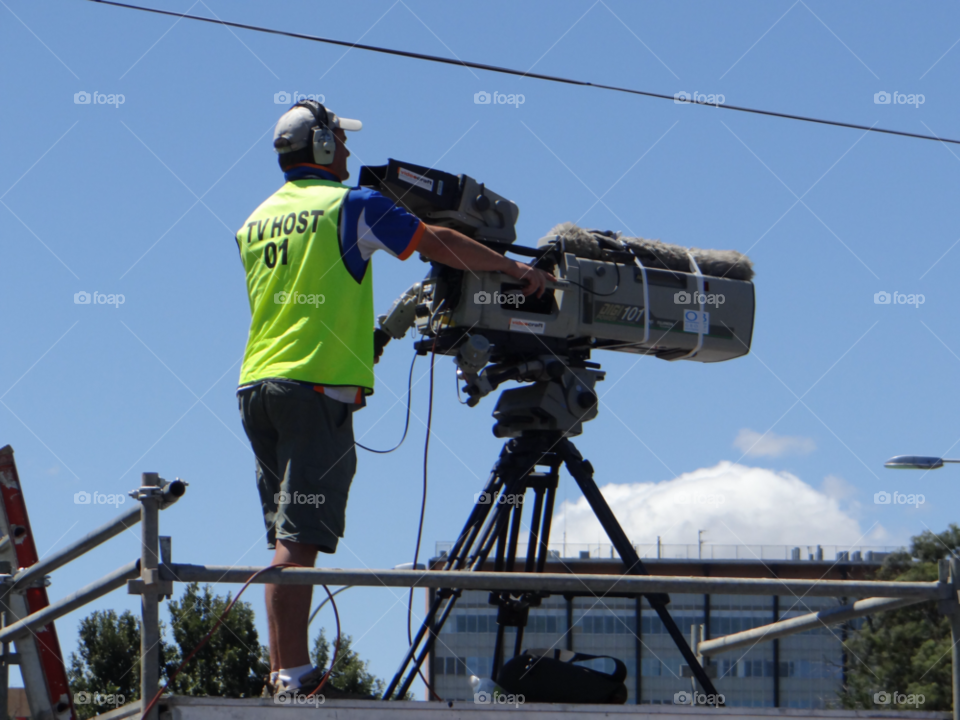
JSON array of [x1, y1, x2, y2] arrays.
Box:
[[540, 222, 755, 281]]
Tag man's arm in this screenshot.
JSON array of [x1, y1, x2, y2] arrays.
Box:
[[417, 224, 555, 297]]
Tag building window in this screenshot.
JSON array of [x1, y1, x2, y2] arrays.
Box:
[[580, 614, 637, 634], [641, 658, 661, 677], [528, 615, 560, 634]]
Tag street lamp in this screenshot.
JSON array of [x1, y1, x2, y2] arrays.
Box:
[[884, 455, 960, 470], [883, 453, 960, 720]]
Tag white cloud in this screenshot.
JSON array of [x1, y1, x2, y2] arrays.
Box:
[[733, 428, 816, 458], [554, 461, 888, 548], [821, 474, 857, 502]]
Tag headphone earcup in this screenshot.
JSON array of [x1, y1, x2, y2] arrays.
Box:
[[311, 126, 336, 165]]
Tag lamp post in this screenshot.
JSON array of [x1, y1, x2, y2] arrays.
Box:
[[884, 454, 960, 720]]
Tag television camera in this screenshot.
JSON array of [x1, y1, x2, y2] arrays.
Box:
[[361, 159, 755, 438], [361, 160, 751, 701]]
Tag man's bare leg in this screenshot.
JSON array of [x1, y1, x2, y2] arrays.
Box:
[[266, 538, 318, 671]]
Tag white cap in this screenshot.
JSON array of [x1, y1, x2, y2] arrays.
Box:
[[329, 111, 362, 132], [273, 102, 362, 154]]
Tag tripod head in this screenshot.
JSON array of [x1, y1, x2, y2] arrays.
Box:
[[452, 341, 605, 438]]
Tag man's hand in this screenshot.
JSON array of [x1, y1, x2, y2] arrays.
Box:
[[419, 224, 557, 297], [503, 260, 556, 298], [373, 328, 391, 364]]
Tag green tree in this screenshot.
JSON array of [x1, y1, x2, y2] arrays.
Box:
[[839, 524, 960, 712], [166, 583, 267, 698], [68, 584, 269, 717], [311, 628, 386, 697], [66, 609, 175, 719]]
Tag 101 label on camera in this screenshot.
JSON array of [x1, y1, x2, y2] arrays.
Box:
[[595, 302, 646, 326]]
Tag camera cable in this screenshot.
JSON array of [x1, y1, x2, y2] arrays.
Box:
[[402, 332, 443, 700], [355, 349, 417, 454]]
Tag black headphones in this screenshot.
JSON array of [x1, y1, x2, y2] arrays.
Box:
[[294, 100, 337, 166]]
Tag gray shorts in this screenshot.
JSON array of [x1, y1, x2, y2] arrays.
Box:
[[238, 381, 356, 553]]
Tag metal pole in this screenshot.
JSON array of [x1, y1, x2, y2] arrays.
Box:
[[698, 595, 928, 657], [949, 557, 960, 720], [772, 595, 779, 708], [634, 597, 641, 703], [11, 480, 184, 592], [139, 472, 161, 720], [689, 624, 697, 698], [0, 561, 139, 644], [0, 610, 8, 720], [950, 614, 960, 720], [162, 564, 951, 599]]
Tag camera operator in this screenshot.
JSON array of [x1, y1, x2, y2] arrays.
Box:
[[234, 101, 554, 700]]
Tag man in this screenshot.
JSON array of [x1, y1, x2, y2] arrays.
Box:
[[235, 101, 554, 698]]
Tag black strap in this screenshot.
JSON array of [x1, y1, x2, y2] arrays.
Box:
[[570, 652, 627, 684], [534, 649, 627, 684]]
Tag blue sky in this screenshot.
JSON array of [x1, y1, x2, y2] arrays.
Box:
[[3, 0, 960, 696]]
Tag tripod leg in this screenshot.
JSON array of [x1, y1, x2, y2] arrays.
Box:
[[393, 589, 461, 700], [513, 620, 525, 659], [503, 494, 525, 573], [474, 450, 532, 573], [385, 445, 517, 699], [491, 617, 506, 680], [535, 484, 557, 574], [388, 436, 564, 700], [524, 487, 544, 573], [445, 455, 511, 570], [383, 588, 448, 699], [559, 439, 722, 700], [533, 457, 562, 574]]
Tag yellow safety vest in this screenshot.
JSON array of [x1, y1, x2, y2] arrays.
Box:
[[237, 179, 374, 392]]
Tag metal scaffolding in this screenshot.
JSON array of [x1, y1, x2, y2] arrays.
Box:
[[3, 472, 959, 719]]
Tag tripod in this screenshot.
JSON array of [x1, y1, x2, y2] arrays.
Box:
[[383, 421, 721, 701]]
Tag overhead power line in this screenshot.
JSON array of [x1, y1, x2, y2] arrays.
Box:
[[88, 0, 960, 146]]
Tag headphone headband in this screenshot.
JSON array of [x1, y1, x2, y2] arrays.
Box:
[[293, 100, 330, 132]]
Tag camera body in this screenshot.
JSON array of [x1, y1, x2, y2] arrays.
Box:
[[429, 254, 754, 364], [364, 160, 755, 367]]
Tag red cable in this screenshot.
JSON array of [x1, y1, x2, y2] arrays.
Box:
[[139, 563, 341, 719]]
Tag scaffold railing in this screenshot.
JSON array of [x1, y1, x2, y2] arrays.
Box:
[[3, 469, 959, 720]]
